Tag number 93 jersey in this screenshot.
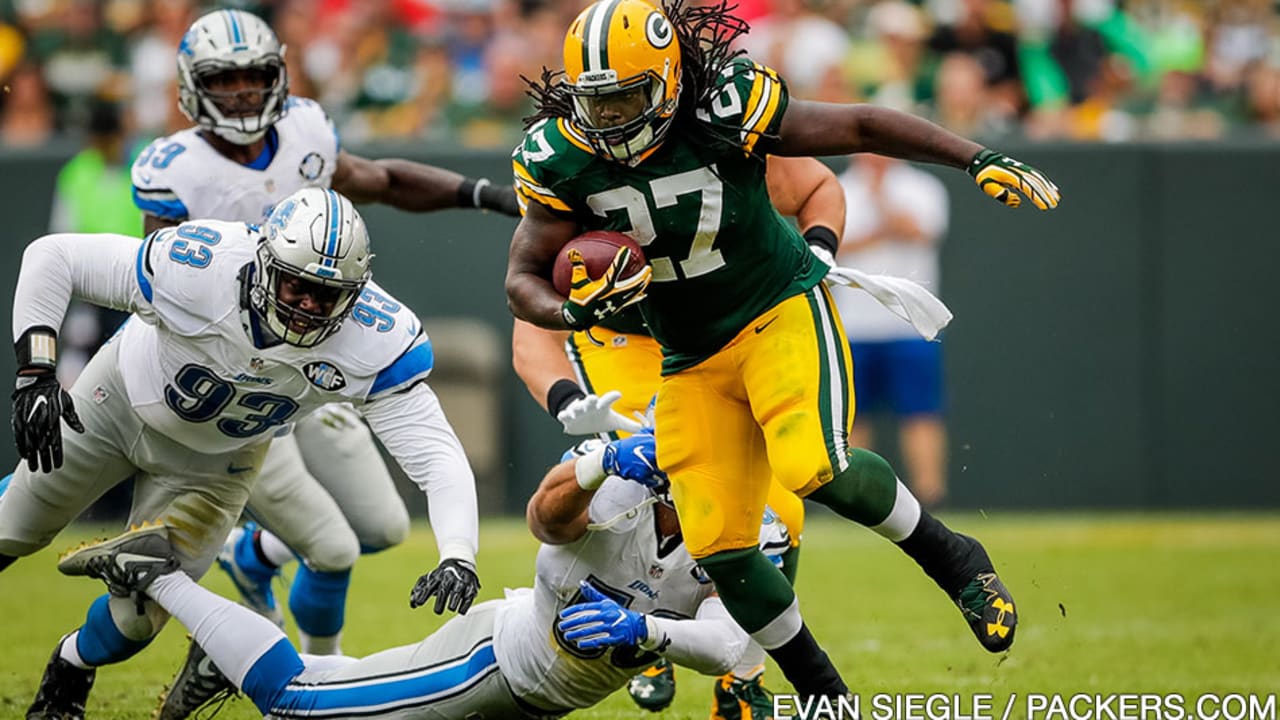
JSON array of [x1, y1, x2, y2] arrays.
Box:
[[132, 97, 339, 224], [120, 220, 432, 455], [512, 57, 828, 374]]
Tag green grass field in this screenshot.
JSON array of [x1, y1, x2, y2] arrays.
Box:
[[2, 513, 1278, 719]]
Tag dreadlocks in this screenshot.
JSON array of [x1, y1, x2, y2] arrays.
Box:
[[523, 0, 777, 158]]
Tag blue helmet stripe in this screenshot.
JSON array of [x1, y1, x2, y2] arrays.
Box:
[[227, 9, 242, 44], [323, 189, 340, 268]]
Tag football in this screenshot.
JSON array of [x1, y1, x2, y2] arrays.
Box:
[[552, 231, 647, 296]]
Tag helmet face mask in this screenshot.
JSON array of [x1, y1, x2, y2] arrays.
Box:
[[563, 0, 682, 165], [178, 9, 289, 145], [251, 189, 372, 348], [194, 63, 283, 120], [565, 70, 676, 163]]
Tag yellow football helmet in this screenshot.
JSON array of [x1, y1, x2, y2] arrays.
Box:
[[563, 0, 682, 164]]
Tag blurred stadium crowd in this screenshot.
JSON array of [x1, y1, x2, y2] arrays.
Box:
[[0, 0, 1277, 151]]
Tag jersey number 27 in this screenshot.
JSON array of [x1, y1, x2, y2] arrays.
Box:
[[585, 165, 725, 284]]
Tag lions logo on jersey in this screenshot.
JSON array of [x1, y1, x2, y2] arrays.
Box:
[[298, 151, 326, 181], [303, 361, 347, 391]]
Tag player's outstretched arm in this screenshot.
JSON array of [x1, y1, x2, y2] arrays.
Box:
[[362, 382, 481, 614], [506, 202, 580, 330], [775, 101, 1060, 211], [527, 456, 594, 545], [332, 151, 520, 216], [11, 233, 143, 470], [14, 233, 146, 336]]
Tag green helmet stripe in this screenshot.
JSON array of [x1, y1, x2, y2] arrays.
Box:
[[580, 2, 600, 72], [583, 0, 620, 73]]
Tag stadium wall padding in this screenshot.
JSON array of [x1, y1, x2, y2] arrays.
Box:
[[0, 142, 1275, 514]]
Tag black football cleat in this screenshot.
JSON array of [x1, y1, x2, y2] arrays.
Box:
[[154, 636, 237, 720], [57, 522, 179, 597], [26, 635, 96, 720], [627, 658, 676, 712], [956, 571, 1017, 652]]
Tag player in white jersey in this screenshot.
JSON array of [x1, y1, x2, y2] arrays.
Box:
[[1, 188, 481, 720], [56, 431, 790, 720], [130, 8, 520, 655]]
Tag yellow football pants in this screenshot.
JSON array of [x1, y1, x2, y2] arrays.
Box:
[[567, 327, 806, 548], [654, 285, 854, 559]]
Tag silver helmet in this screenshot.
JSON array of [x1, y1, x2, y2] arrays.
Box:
[[251, 189, 373, 348], [177, 9, 289, 145]]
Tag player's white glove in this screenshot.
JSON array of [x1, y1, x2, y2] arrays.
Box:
[[409, 558, 480, 615], [557, 390, 644, 436]]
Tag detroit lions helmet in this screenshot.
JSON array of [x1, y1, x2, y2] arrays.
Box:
[[177, 9, 289, 145], [251, 188, 372, 348]]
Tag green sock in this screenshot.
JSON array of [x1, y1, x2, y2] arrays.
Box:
[[807, 447, 898, 526], [697, 547, 796, 634]]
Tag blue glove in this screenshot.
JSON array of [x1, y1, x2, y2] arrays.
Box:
[[557, 581, 649, 649], [601, 432, 667, 490]]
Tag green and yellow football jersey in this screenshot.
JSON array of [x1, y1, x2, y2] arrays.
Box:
[[513, 57, 826, 373]]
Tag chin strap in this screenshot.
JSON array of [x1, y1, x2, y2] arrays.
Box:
[[586, 496, 658, 532]]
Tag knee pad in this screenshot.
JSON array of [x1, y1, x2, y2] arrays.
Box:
[[357, 508, 410, 554], [297, 526, 360, 572]]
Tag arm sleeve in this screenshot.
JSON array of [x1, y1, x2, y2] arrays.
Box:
[[362, 382, 479, 565], [12, 232, 146, 342], [639, 596, 749, 676]]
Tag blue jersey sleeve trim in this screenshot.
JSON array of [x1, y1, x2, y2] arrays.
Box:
[[135, 237, 154, 303], [132, 187, 188, 220], [370, 337, 434, 397]]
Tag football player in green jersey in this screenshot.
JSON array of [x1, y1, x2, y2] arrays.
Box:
[[505, 0, 1058, 700]]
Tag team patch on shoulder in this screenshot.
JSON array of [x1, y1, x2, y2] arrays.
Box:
[[303, 361, 347, 391], [298, 151, 326, 180]]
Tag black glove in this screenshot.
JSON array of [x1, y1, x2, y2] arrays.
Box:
[[12, 327, 84, 473], [459, 177, 521, 218], [409, 558, 480, 615]]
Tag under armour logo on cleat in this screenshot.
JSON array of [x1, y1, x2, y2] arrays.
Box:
[[987, 597, 1014, 638]]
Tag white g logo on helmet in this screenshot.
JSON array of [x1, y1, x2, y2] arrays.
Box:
[[177, 9, 289, 145], [645, 11, 673, 49], [252, 188, 373, 348]]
